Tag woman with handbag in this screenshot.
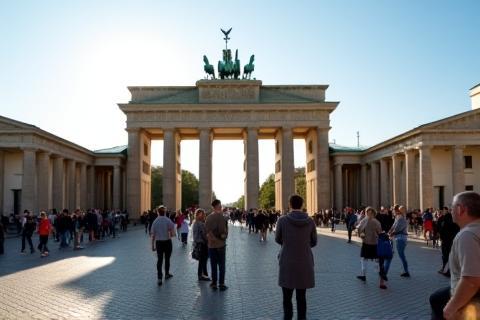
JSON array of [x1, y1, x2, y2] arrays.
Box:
[[193, 208, 210, 281], [356, 207, 387, 289]]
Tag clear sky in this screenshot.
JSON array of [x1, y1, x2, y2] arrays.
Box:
[[1, 1, 479, 203]]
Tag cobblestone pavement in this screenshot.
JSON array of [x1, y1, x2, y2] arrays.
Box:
[[0, 223, 449, 319]]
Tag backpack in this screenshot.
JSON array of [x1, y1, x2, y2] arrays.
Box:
[[377, 233, 393, 259]]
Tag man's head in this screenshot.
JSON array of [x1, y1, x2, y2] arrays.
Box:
[[289, 194, 303, 210], [158, 205, 166, 216], [212, 199, 222, 213], [452, 191, 480, 227]]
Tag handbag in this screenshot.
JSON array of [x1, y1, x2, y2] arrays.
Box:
[[377, 233, 393, 259], [191, 242, 201, 260]]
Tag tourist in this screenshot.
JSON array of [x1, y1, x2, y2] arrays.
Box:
[[37, 211, 51, 257], [436, 207, 459, 277], [179, 213, 189, 245], [256, 209, 268, 242], [356, 207, 386, 289], [192, 208, 210, 281], [384, 205, 410, 278], [86, 209, 98, 242], [275, 195, 317, 320], [430, 191, 480, 320], [205, 199, 228, 291], [21, 214, 36, 254], [151, 206, 176, 286], [423, 208, 434, 240], [73, 209, 85, 250], [345, 208, 357, 243]]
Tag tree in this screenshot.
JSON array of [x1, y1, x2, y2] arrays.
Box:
[[150, 166, 201, 210], [233, 195, 245, 209], [295, 167, 306, 201], [259, 174, 275, 209]]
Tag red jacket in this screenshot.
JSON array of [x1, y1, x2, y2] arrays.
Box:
[[38, 219, 51, 236]]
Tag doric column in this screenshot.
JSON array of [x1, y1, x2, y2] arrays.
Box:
[[37, 152, 51, 212], [405, 149, 417, 210], [199, 128, 213, 210], [370, 161, 380, 209], [66, 160, 76, 211], [244, 127, 259, 210], [334, 163, 343, 210], [0, 150, 5, 213], [316, 128, 331, 210], [79, 163, 87, 210], [392, 154, 402, 205], [106, 170, 112, 209], [87, 166, 95, 209], [22, 148, 37, 213], [419, 146, 433, 210], [452, 145, 465, 195], [113, 165, 121, 210], [52, 156, 64, 210], [281, 127, 295, 212], [360, 164, 367, 206], [379, 158, 389, 206], [163, 128, 177, 211], [126, 129, 141, 216]]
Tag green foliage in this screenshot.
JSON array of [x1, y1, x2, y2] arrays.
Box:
[[295, 167, 306, 201], [233, 195, 245, 209], [259, 174, 275, 209], [150, 166, 203, 210]]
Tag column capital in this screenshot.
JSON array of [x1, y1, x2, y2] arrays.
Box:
[[418, 144, 433, 151], [404, 148, 416, 155], [21, 147, 37, 152], [452, 145, 466, 150], [125, 127, 141, 133]]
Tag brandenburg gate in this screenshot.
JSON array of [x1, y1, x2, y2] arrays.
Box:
[[119, 29, 338, 215]]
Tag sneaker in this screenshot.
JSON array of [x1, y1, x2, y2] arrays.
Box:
[[219, 284, 228, 291], [20, 251, 26, 255], [165, 274, 173, 280], [356, 275, 366, 282], [41, 253, 47, 257], [210, 283, 218, 290], [199, 276, 211, 281], [400, 272, 410, 278], [157, 279, 163, 286]]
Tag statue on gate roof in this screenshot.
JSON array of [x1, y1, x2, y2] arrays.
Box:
[[202, 28, 255, 80]]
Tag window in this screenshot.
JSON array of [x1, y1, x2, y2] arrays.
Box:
[[464, 156, 472, 169], [466, 185, 474, 191]]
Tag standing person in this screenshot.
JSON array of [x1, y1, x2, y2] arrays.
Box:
[[256, 209, 267, 242], [345, 208, 357, 243], [275, 195, 317, 320], [385, 206, 411, 278], [21, 215, 36, 254], [205, 199, 228, 291], [356, 207, 386, 289], [179, 214, 189, 245], [151, 206, 176, 286], [37, 212, 51, 257], [437, 207, 460, 277], [192, 208, 210, 281], [430, 191, 480, 320]]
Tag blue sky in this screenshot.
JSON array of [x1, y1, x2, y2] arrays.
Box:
[[1, 1, 479, 202]]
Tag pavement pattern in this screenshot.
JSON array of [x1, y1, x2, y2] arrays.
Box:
[[0, 223, 449, 319]]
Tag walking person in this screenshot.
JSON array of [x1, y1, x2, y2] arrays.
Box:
[[275, 195, 317, 320], [21, 215, 36, 254], [179, 214, 189, 245], [386, 206, 411, 278], [345, 208, 357, 243], [430, 191, 480, 320], [356, 207, 387, 289], [192, 208, 210, 281], [37, 212, 51, 257], [436, 207, 459, 277], [205, 199, 228, 291], [151, 206, 176, 286]]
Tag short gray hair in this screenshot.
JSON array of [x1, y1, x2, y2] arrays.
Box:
[[453, 191, 480, 218]]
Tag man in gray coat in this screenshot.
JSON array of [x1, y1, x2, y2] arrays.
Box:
[[275, 195, 317, 320]]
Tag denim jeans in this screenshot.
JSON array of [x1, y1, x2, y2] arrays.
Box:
[[384, 237, 409, 274], [60, 230, 70, 248], [209, 246, 226, 285]]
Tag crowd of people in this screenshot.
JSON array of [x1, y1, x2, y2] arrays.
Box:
[[0, 208, 130, 257]]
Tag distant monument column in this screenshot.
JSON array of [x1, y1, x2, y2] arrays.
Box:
[[163, 128, 181, 211], [392, 154, 402, 205], [37, 152, 51, 212], [452, 145, 465, 195], [244, 127, 259, 210], [66, 160, 76, 211], [113, 165, 121, 210], [275, 127, 294, 213], [379, 158, 389, 206], [316, 127, 331, 210], [198, 128, 213, 210], [79, 163, 87, 210], [52, 156, 65, 210], [405, 149, 417, 210], [419, 146, 433, 210], [126, 129, 141, 217], [360, 164, 368, 206], [22, 148, 37, 213], [87, 165, 95, 209], [334, 163, 343, 211], [370, 161, 380, 209]]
